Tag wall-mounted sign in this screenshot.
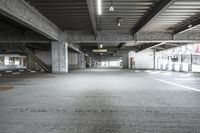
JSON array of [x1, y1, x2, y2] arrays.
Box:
[[92, 49, 107, 53]]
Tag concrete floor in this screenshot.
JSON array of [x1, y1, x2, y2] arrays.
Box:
[[1, 69, 200, 133]]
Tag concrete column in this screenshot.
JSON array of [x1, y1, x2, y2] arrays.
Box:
[[78, 53, 85, 69], [51, 41, 68, 73], [122, 52, 129, 69], [89, 57, 92, 67], [153, 49, 156, 70]]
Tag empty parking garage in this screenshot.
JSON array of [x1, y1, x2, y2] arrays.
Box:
[[1, 0, 200, 132]]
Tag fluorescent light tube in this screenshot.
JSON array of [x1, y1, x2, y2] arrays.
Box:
[[97, 0, 102, 15]]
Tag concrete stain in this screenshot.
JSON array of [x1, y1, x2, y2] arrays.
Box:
[[0, 84, 13, 91]]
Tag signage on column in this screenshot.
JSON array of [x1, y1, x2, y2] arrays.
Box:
[[195, 44, 200, 54]]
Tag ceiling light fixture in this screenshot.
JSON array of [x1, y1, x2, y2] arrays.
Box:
[[188, 24, 192, 28], [109, 1, 114, 12], [97, 0, 102, 15], [93, 49, 107, 53], [117, 17, 123, 27], [118, 22, 121, 27], [100, 44, 103, 48]]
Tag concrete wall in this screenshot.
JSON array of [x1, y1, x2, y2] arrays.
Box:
[[68, 50, 86, 70], [192, 65, 200, 73], [122, 52, 129, 69], [129, 49, 154, 69], [35, 50, 52, 65], [78, 53, 86, 69], [68, 50, 79, 70], [156, 44, 200, 73]]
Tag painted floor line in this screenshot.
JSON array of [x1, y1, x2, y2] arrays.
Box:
[[147, 76, 200, 92]]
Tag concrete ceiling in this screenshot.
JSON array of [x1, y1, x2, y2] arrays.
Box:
[[95, 0, 159, 30], [24, 0, 161, 32], [25, 0, 93, 30], [143, 0, 200, 32], [24, 0, 200, 36], [137, 42, 189, 52]]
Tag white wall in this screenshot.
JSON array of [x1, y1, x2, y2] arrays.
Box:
[[129, 49, 154, 69], [156, 43, 200, 73], [0, 55, 26, 71], [192, 65, 200, 73]]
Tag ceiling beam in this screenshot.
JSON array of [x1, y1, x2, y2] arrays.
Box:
[[86, 0, 97, 35], [68, 43, 82, 53], [147, 42, 167, 49], [173, 17, 200, 35], [132, 0, 175, 35], [155, 47, 165, 50], [118, 43, 126, 49], [138, 42, 167, 52], [0, 31, 50, 43], [67, 30, 200, 43], [0, 0, 61, 40], [166, 43, 180, 47]]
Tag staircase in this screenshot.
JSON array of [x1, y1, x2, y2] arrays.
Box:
[[19, 44, 51, 72]]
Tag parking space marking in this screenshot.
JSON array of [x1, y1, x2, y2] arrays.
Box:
[[147, 77, 200, 92]]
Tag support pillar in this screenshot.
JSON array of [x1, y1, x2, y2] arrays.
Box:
[[51, 41, 68, 73], [89, 57, 92, 67], [153, 49, 156, 70], [122, 52, 129, 69]]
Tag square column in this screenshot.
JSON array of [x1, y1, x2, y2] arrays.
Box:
[[51, 41, 68, 73], [122, 52, 129, 69]]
